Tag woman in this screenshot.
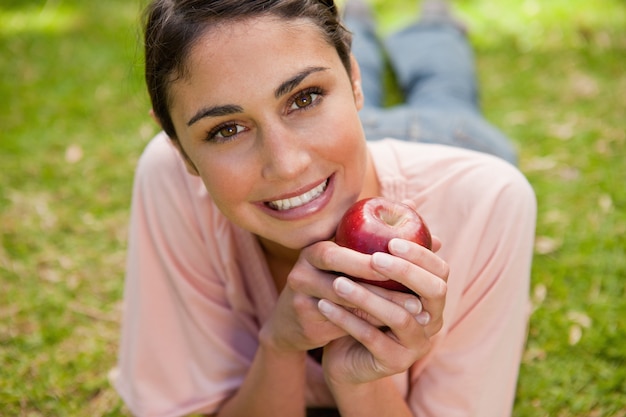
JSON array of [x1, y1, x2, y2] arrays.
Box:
[[112, 1, 536, 416]]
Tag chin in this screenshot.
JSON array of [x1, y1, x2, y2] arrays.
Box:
[[286, 223, 337, 250]]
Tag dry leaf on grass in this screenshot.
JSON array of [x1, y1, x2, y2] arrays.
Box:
[[65, 144, 84, 163], [535, 236, 561, 255]]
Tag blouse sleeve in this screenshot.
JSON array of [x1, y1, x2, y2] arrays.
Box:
[[112, 134, 259, 417], [406, 150, 537, 417]]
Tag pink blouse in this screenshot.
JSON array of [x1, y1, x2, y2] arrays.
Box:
[[112, 132, 536, 417]]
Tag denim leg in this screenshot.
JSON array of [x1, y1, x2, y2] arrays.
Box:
[[386, 22, 480, 110], [343, 14, 385, 107], [359, 105, 518, 165], [359, 21, 518, 165]]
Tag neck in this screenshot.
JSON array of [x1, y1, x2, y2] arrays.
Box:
[[257, 236, 300, 292], [258, 237, 300, 263]]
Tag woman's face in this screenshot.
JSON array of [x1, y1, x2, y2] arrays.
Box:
[[168, 16, 376, 249]]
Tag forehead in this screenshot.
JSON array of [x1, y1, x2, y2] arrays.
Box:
[[185, 15, 336, 78], [170, 15, 344, 108]]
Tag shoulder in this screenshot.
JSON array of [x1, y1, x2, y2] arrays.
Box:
[[368, 139, 534, 199], [368, 139, 536, 233], [135, 132, 186, 179], [132, 132, 207, 199], [368, 138, 518, 175]]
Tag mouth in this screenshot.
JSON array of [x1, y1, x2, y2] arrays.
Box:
[[266, 178, 330, 211]]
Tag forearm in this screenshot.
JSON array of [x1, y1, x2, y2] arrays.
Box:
[[216, 344, 308, 417], [330, 376, 413, 417]]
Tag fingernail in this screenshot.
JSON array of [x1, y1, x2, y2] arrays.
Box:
[[335, 277, 355, 296], [389, 239, 409, 254], [318, 299, 334, 315], [416, 311, 430, 326], [404, 298, 422, 315], [373, 252, 392, 268]]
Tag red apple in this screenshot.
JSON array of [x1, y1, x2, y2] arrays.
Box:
[[335, 197, 432, 293]]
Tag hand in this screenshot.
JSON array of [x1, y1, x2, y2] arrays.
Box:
[[258, 244, 346, 355], [316, 237, 449, 386], [258, 239, 433, 356]]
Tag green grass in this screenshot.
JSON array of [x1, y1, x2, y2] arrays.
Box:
[[1, 0, 625, 415]]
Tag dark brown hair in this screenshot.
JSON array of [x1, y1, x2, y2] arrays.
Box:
[[143, 0, 353, 140]]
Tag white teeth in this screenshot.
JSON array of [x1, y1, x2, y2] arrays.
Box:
[[268, 180, 328, 211]]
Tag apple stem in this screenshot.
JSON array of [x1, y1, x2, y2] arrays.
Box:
[[379, 207, 405, 228]]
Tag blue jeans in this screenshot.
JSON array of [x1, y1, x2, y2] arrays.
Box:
[[347, 17, 518, 165]]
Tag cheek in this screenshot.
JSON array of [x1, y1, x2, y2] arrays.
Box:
[[198, 161, 249, 211], [324, 109, 366, 160]]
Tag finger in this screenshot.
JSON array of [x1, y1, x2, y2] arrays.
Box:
[[370, 251, 447, 333], [297, 253, 425, 320], [370, 252, 448, 298], [324, 278, 424, 328], [289, 250, 383, 320], [318, 298, 393, 358], [388, 238, 449, 281], [331, 277, 427, 344], [283, 257, 357, 340], [318, 280, 431, 363], [303, 239, 440, 324], [302, 240, 387, 284], [287, 257, 337, 300], [341, 284, 424, 328], [362, 283, 423, 315], [431, 235, 442, 252]]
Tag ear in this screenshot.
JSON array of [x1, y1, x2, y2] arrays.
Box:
[[149, 108, 162, 128], [150, 109, 200, 176], [349, 54, 364, 111]]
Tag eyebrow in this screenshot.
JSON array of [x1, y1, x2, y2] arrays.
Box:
[[187, 104, 243, 127], [186, 66, 329, 127], [274, 66, 329, 99]]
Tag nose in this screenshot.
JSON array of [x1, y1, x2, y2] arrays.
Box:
[[260, 124, 312, 181]]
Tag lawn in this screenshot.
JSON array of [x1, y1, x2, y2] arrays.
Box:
[[1, 0, 625, 415]]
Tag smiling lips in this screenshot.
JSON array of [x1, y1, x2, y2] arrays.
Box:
[[267, 179, 329, 211]]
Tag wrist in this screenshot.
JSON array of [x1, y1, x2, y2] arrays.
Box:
[[217, 335, 308, 417], [258, 325, 308, 361], [327, 376, 412, 417]]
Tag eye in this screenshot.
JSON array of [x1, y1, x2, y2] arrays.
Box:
[[289, 88, 323, 111], [206, 123, 246, 142]]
